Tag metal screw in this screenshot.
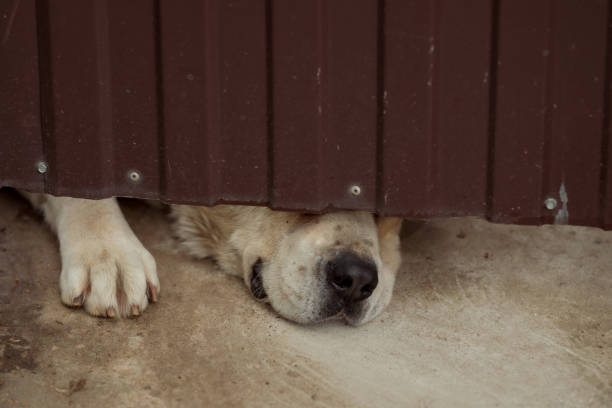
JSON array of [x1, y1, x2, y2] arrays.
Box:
[[127, 170, 142, 182], [36, 161, 48, 174], [350, 185, 361, 196], [544, 197, 557, 210]]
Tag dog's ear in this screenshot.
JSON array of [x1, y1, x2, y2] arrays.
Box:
[[171, 206, 224, 260], [376, 217, 403, 273], [376, 217, 403, 241]]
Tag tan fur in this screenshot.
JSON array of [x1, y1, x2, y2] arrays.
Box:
[[22, 192, 403, 325]]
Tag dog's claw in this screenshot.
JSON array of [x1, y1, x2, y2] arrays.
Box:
[[146, 282, 158, 303], [106, 307, 117, 318], [130, 305, 140, 317], [72, 294, 84, 306]]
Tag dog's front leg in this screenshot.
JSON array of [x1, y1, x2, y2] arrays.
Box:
[[21, 193, 160, 317]]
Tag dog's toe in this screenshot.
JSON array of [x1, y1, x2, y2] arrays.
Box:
[[59, 265, 89, 308], [106, 307, 117, 318]]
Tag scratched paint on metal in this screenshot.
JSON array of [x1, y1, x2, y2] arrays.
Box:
[[554, 183, 569, 225]]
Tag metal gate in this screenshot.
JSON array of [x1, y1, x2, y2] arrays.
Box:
[[1, 0, 610, 228]]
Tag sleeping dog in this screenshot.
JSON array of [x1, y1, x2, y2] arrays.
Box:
[[21, 192, 403, 325]]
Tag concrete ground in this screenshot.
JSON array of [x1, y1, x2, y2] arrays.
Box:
[[0, 189, 610, 408]]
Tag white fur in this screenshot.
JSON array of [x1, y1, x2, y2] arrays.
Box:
[[22, 193, 159, 317]]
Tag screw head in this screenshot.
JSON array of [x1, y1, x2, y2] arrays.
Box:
[[350, 185, 361, 196], [36, 161, 48, 174], [544, 197, 557, 210], [127, 170, 142, 182]]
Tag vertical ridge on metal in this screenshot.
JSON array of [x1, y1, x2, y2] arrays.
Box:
[[0, 0, 44, 192], [600, 0, 612, 230]]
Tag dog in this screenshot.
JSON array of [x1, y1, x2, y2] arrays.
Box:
[[20, 192, 403, 326]]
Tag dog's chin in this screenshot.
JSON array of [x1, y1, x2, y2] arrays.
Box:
[[318, 297, 370, 326], [314, 310, 369, 326], [342, 303, 371, 326], [256, 293, 371, 326]]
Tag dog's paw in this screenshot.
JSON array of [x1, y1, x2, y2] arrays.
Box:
[[59, 234, 160, 318]]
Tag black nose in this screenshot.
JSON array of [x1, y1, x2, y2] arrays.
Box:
[[326, 252, 378, 303]]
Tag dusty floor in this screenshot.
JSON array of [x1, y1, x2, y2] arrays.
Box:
[[0, 189, 610, 408]]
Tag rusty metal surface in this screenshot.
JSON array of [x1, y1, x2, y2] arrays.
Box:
[[1, 0, 610, 229]]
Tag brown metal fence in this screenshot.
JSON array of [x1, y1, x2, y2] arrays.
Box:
[[1, 0, 611, 228]]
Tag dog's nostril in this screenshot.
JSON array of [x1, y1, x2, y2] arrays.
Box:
[[361, 284, 374, 297], [326, 252, 378, 303], [331, 275, 353, 291]]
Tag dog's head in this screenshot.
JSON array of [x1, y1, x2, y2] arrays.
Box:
[[173, 206, 402, 326]]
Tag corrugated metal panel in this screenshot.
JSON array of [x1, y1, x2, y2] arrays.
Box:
[[382, 0, 492, 218], [1, 0, 610, 229], [35, 0, 161, 198], [272, 0, 378, 211], [159, 0, 268, 205], [491, 0, 609, 228]]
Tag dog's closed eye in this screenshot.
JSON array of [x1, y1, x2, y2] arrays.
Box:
[[250, 258, 267, 300]]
